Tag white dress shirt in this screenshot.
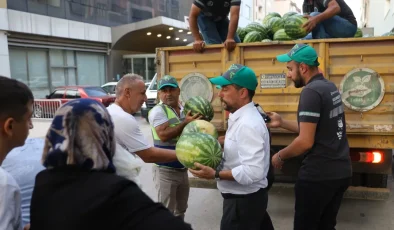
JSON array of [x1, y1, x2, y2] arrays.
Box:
[[217, 102, 270, 195]]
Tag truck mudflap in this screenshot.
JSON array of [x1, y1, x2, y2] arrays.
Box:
[[188, 177, 391, 200]]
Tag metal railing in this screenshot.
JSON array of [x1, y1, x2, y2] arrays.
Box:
[[33, 99, 63, 119]]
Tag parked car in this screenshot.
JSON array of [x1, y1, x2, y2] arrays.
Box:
[[141, 74, 158, 122], [101, 82, 117, 96], [33, 86, 116, 118]]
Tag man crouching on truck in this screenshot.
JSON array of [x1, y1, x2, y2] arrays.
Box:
[[267, 44, 352, 230], [302, 0, 357, 39], [190, 64, 271, 230], [188, 0, 241, 53]]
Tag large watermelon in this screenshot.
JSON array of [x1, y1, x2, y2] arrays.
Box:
[[244, 22, 269, 39], [182, 120, 218, 139], [273, 29, 292, 41], [267, 17, 284, 34], [284, 14, 308, 39], [282, 12, 298, 21], [183, 96, 214, 121], [354, 28, 363, 37], [263, 12, 281, 25], [237, 27, 248, 42], [176, 133, 222, 169], [243, 31, 263, 43]]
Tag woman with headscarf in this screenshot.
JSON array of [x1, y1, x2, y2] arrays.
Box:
[[28, 98, 192, 230]]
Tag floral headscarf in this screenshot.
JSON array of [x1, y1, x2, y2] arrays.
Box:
[[42, 98, 116, 172]]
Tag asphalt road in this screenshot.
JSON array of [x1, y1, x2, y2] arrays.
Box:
[[30, 116, 394, 230]]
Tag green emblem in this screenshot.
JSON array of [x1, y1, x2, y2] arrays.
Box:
[[339, 68, 385, 112]]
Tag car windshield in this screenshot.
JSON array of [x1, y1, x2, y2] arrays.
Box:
[[84, 87, 109, 97]]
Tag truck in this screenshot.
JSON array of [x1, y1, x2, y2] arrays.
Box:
[[155, 36, 394, 200]]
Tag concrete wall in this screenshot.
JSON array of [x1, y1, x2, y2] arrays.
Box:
[[239, 0, 254, 27], [6, 9, 111, 43], [0, 5, 10, 77], [366, 0, 394, 36]]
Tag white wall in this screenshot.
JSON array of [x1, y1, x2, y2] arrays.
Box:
[[0, 8, 10, 77], [239, 0, 254, 27], [366, 0, 394, 36], [7, 9, 112, 43]]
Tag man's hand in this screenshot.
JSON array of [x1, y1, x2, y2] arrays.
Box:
[[302, 15, 318, 33], [224, 38, 236, 52], [189, 162, 215, 179], [24, 224, 30, 230], [184, 111, 203, 124], [193, 40, 205, 53], [272, 153, 284, 169], [218, 135, 225, 146], [266, 112, 282, 128]]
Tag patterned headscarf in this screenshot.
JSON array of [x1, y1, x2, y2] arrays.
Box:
[[42, 98, 116, 173]]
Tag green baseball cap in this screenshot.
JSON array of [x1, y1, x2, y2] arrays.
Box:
[[276, 44, 320, 66], [158, 75, 178, 90], [209, 64, 258, 90]]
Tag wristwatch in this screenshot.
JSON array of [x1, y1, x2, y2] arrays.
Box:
[[214, 169, 221, 181]]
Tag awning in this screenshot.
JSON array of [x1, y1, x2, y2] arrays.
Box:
[[111, 16, 194, 53]]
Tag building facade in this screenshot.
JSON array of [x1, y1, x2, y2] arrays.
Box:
[[1, 0, 196, 99], [362, 0, 394, 36]]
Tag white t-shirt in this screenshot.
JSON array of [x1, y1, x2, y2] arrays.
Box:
[[148, 103, 185, 128], [107, 104, 152, 154], [0, 167, 22, 230]]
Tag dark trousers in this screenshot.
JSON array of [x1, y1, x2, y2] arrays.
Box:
[[221, 188, 268, 230], [294, 177, 351, 230]]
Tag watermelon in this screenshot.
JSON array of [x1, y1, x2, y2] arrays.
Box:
[[176, 133, 222, 169], [284, 14, 308, 39], [354, 28, 363, 37], [243, 31, 263, 43], [237, 27, 248, 42], [282, 12, 298, 21], [267, 17, 284, 34], [183, 96, 214, 121], [182, 120, 218, 139], [244, 22, 269, 39], [263, 12, 281, 25], [273, 29, 292, 41], [262, 39, 272, 42]]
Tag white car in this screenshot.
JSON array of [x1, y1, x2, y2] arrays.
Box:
[[101, 82, 117, 96]]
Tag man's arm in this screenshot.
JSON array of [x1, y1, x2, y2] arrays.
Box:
[[272, 88, 321, 167], [227, 6, 240, 40], [0, 183, 22, 230], [314, 0, 341, 23], [281, 120, 300, 133], [189, 4, 203, 41], [154, 111, 201, 143], [135, 147, 177, 163]]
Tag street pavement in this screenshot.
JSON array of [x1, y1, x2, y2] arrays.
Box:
[[30, 116, 394, 230]]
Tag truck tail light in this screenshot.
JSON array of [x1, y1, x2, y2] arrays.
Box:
[[351, 151, 383, 164]]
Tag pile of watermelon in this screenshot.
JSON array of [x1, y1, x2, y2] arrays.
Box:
[[176, 96, 222, 170], [237, 11, 310, 43]]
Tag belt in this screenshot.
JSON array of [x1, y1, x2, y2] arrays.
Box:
[[221, 187, 267, 199], [156, 165, 188, 172]]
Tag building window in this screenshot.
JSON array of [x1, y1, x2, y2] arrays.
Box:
[[243, 4, 251, 20], [123, 55, 156, 82], [159, 0, 167, 12], [9, 47, 106, 99]]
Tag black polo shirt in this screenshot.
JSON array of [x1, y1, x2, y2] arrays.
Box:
[[193, 0, 241, 21], [297, 73, 352, 181], [303, 0, 357, 26]]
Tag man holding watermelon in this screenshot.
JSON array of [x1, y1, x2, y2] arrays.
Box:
[[148, 75, 202, 220], [189, 64, 272, 230], [188, 0, 242, 53], [302, 0, 357, 39], [269, 44, 352, 230]]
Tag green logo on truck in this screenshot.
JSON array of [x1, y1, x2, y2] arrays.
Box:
[[339, 68, 385, 112]]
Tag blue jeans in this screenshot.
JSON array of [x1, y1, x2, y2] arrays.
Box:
[[304, 12, 357, 39], [197, 14, 241, 45]]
